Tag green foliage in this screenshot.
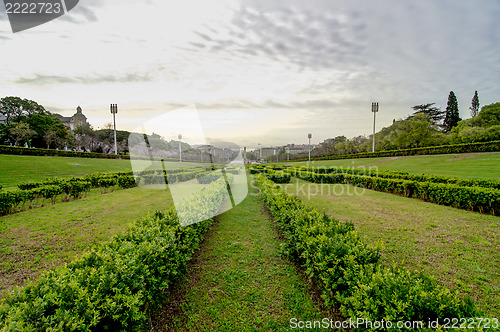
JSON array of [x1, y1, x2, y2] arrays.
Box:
[[294, 166, 500, 190], [411, 103, 445, 125], [471, 102, 500, 127], [255, 175, 479, 327], [443, 91, 462, 132], [290, 168, 499, 215], [0, 177, 228, 330], [196, 172, 223, 184], [293, 140, 500, 162], [470, 91, 480, 117]]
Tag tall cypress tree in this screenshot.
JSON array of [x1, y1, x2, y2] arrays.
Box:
[[443, 91, 461, 132], [470, 90, 480, 117]]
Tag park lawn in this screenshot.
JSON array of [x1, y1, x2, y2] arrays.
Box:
[[282, 177, 500, 317], [0, 185, 174, 296], [152, 178, 329, 331], [288, 151, 500, 180], [0, 154, 207, 190]]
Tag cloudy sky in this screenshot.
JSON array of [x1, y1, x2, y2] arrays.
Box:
[[0, 0, 499, 148]]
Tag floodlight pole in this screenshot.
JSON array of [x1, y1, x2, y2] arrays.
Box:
[[110, 104, 118, 155], [308, 133, 312, 162], [371, 102, 379, 153], [178, 134, 182, 162]]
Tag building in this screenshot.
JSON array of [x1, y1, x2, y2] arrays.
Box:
[[0, 114, 6, 125], [54, 106, 89, 130]]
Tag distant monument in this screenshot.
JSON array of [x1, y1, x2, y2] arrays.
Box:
[[54, 106, 89, 130]]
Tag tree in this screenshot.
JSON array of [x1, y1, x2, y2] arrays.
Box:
[[470, 90, 480, 117], [23, 113, 68, 148], [443, 91, 461, 132], [10, 122, 36, 147], [44, 130, 58, 149], [0, 96, 46, 125], [411, 103, 444, 125]]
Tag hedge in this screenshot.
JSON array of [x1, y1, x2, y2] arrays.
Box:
[[294, 171, 499, 215], [2, 168, 214, 216], [255, 175, 479, 329], [0, 176, 230, 330], [263, 169, 291, 183], [0, 144, 129, 159], [290, 140, 500, 162], [290, 166, 500, 190], [1, 173, 136, 216]]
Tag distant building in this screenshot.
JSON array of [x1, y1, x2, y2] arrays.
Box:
[[0, 114, 6, 125], [54, 106, 89, 130]]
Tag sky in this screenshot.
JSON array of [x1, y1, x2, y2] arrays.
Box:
[[0, 0, 499, 148]]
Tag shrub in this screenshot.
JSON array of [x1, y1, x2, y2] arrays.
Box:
[[291, 170, 499, 215], [0, 177, 229, 330], [255, 175, 479, 327]]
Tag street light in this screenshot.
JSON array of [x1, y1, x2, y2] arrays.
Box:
[[371, 102, 379, 153], [110, 104, 118, 155], [308, 133, 312, 162], [178, 134, 182, 162]]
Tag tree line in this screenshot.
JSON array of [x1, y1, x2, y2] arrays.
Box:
[[314, 91, 500, 157]]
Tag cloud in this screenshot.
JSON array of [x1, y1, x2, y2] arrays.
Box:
[[188, 5, 367, 71], [14, 72, 153, 85]]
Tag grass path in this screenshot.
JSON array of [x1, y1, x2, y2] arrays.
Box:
[[0, 186, 174, 296], [152, 182, 329, 331]]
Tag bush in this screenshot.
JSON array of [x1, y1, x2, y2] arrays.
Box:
[[255, 175, 479, 327], [264, 169, 291, 183], [196, 172, 223, 184], [292, 170, 499, 215], [292, 166, 500, 190], [0, 177, 229, 330]]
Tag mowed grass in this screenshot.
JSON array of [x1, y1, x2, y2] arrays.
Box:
[[288, 151, 500, 179], [0, 154, 207, 190], [0, 185, 174, 296], [152, 178, 329, 331], [282, 177, 500, 317]]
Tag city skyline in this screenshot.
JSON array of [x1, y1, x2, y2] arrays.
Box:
[[1, 0, 499, 149]]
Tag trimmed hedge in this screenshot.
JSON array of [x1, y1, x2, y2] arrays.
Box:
[[291, 140, 500, 162], [255, 175, 478, 328], [0, 144, 129, 159], [1, 173, 136, 216], [196, 172, 223, 184], [291, 166, 500, 190], [295, 171, 499, 215], [263, 169, 291, 183], [0, 176, 229, 330]]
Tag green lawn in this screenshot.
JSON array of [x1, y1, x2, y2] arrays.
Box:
[[287, 151, 500, 179], [0, 186, 174, 296], [152, 179, 328, 331], [282, 177, 500, 317], [0, 154, 206, 190]]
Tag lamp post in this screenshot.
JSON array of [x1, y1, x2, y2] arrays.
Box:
[[371, 102, 379, 153], [110, 104, 118, 155], [258, 143, 262, 161], [178, 134, 182, 162], [308, 133, 312, 162]]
